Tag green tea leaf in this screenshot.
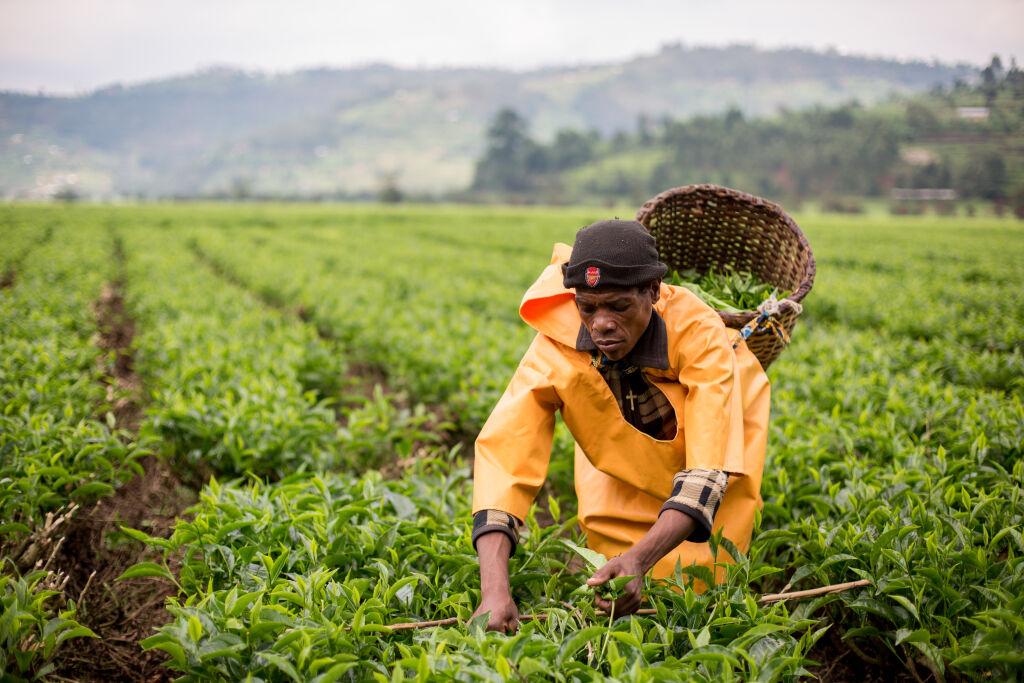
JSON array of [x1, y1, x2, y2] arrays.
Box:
[[117, 562, 173, 582], [561, 540, 607, 571]]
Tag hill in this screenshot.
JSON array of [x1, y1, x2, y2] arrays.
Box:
[[0, 45, 976, 199], [468, 57, 1024, 208]]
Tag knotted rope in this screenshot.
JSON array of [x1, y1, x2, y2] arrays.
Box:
[[732, 294, 803, 349]]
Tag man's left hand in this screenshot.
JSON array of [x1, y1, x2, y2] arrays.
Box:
[[583, 508, 699, 616], [587, 554, 645, 616]]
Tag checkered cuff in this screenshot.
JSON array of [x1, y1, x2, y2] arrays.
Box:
[[659, 469, 730, 543], [471, 510, 522, 557]]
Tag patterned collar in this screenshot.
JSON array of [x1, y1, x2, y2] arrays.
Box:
[[574, 310, 670, 370]]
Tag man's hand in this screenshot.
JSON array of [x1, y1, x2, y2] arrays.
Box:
[[474, 532, 518, 632], [587, 554, 645, 615], [471, 593, 520, 632], [586, 509, 699, 616]]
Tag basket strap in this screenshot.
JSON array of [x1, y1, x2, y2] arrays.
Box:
[[732, 295, 803, 349]]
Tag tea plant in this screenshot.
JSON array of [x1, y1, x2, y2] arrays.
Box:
[[131, 463, 827, 681], [105, 213, 452, 480], [562, 541, 634, 602], [0, 568, 97, 680], [181, 204, 594, 431], [3, 204, 1022, 680], [0, 212, 148, 676], [0, 218, 143, 533]]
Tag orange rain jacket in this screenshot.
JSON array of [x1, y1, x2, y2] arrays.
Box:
[[472, 243, 771, 579]]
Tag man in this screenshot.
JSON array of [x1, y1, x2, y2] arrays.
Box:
[[471, 219, 770, 632]]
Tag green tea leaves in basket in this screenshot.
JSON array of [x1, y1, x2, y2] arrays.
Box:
[[669, 267, 790, 312]]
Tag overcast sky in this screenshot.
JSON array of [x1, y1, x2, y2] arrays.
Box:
[[1, 0, 1021, 94]]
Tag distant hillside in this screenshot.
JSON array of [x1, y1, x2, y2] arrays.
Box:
[[0, 45, 976, 199], [468, 58, 1023, 208]]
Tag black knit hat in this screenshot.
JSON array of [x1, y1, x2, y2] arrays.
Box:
[[562, 219, 668, 289]]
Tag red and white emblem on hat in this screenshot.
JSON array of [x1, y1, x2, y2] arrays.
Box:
[[586, 266, 600, 286]]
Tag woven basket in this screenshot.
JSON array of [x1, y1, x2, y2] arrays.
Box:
[[635, 184, 816, 369]]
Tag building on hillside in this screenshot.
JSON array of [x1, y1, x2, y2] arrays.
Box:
[[900, 148, 936, 166], [891, 188, 958, 200], [956, 107, 990, 121]]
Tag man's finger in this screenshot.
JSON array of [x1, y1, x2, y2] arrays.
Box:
[[587, 565, 613, 585]]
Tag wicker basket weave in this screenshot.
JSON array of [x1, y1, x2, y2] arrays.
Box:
[[635, 184, 816, 369]]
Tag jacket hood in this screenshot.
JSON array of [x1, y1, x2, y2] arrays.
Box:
[[520, 243, 686, 349], [519, 243, 579, 347]]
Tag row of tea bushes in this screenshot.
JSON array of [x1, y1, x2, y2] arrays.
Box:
[[764, 325, 1023, 677], [180, 204, 593, 431], [761, 215, 1023, 677], [1, 217, 142, 537], [4, 204, 1022, 679], [133, 462, 827, 681], [1, 212, 145, 678], [115, 217, 431, 479], [120, 221, 339, 479]]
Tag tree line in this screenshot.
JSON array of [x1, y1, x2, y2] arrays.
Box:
[[469, 56, 1024, 208]]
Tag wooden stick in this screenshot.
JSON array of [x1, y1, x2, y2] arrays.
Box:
[[598, 608, 656, 617], [386, 617, 460, 631], [381, 579, 870, 631], [758, 579, 870, 604]]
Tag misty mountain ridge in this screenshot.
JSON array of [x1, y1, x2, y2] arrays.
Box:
[[0, 44, 976, 199]]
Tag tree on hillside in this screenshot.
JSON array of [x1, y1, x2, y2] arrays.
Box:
[[958, 153, 1007, 199], [905, 101, 941, 135], [472, 108, 538, 193], [981, 55, 1014, 106], [548, 129, 598, 171]]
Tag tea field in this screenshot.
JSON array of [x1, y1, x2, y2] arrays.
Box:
[[1, 202, 1022, 682]]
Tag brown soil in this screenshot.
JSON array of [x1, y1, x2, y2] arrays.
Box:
[[805, 620, 930, 683], [92, 281, 143, 431], [50, 456, 193, 683], [0, 267, 15, 289]]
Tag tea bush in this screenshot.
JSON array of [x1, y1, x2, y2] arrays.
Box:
[[134, 462, 827, 681], [0, 211, 147, 677], [2, 205, 1021, 680]]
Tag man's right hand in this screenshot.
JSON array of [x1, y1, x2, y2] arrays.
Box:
[[472, 593, 519, 632], [474, 531, 517, 632]]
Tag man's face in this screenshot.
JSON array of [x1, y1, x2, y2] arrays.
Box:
[[575, 280, 660, 361]]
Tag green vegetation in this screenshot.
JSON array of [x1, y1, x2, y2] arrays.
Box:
[[472, 57, 1024, 208], [562, 542, 634, 602], [121, 224, 345, 479], [1, 571, 96, 679], [0, 211, 150, 678], [0, 214, 147, 554], [667, 268, 788, 313], [1, 203, 1021, 681]]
